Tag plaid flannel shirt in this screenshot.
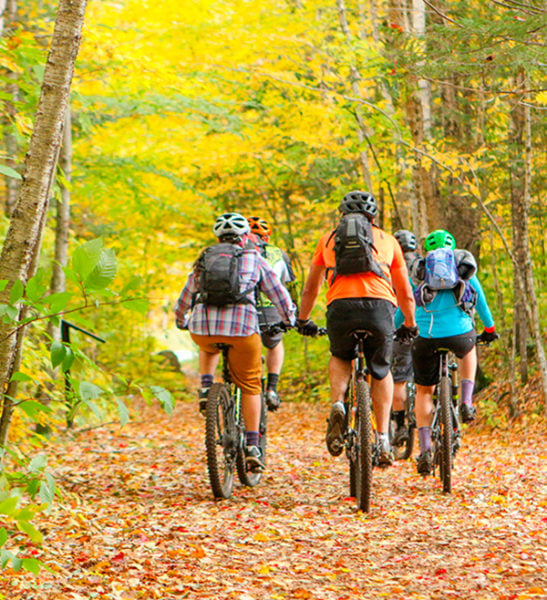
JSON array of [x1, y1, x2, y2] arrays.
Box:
[[175, 245, 296, 337]]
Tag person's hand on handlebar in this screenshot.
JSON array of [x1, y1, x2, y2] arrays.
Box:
[[394, 324, 419, 343], [296, 318, 319, 337], [477, 328, 499, 344]]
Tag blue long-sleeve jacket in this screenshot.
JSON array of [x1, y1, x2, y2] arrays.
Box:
[[395, 274, 495, 339]]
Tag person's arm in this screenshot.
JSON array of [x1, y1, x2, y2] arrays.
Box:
[[470, 274, 495, 330], [391, 246, 417, 328], [174, 271, 197, 328]]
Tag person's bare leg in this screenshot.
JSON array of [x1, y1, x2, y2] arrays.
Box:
[[241, 393, 261, 432], [370, 372, 394, 434], [392, 381, 406, 413], [266, 342, 284, 375], [328, 355, 352, 403], [199, 350, 220, 378]]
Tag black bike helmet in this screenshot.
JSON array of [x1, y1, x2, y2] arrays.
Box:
[[339, 191, 378, 219], [394, 229, 417, 252]]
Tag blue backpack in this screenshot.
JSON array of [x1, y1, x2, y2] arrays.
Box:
[[414, 248, 477, 314]]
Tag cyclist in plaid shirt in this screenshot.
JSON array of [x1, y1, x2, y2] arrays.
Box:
[[175, 213, 295, 471]]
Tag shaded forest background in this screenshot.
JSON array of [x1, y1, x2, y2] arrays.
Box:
[[0, 0, 544, 574]]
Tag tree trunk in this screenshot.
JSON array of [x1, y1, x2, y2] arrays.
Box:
[[519, 79, 547, 414], [509, 71, 529, 384], [0, 0, 87, 447], [388, 0, 433, 239], [336, 0, 373, 192]]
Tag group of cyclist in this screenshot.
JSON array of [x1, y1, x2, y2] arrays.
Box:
[[175, 190, 498, 476]]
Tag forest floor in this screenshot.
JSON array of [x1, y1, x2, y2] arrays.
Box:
[[1, 396, 545, 600]]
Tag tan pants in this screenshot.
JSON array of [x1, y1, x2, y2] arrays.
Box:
[[190, 333, 262, 394]]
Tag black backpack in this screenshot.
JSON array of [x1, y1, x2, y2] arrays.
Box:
[[195, 243, 255, 307], [329, 213, 389, 282]]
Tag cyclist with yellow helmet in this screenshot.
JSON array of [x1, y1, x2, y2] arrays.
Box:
[[247, 216, 299, 411]]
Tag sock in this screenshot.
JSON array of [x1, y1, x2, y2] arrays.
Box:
[[246, 431, 259, 447], [267, 373, 279, 391], [201, 374, 214, 389], [393, 410, 406, 427], [461, 379, 475, 406], [418, 427, 431, 452], [377, 432, 389, 449]]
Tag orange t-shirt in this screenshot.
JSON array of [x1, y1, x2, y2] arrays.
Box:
[[312, 225, 408, 306]]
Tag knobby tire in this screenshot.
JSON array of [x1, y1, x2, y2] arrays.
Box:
[[205, 383, 235, 499], [439, 376, 453, 494], [356, 377, 373, 512]]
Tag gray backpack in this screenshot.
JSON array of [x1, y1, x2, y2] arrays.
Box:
[[195, 243, 255, 307]]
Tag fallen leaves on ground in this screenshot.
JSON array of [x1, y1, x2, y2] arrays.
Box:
[[1, 400, 545, 600]]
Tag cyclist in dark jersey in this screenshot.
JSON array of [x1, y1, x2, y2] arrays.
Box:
[[391, 230, 421, 446]]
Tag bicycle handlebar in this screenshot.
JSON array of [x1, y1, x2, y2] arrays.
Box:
[[261, 322, 327, 338]]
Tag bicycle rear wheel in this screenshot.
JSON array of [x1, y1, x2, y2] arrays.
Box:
[[205, 383, 236, 499], [438, 376, 453, 493], [355, 377, 373, 512], [236, 393, 266, 487]]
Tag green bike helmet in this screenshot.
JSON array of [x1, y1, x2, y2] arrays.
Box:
[[424, 229, 456, 251]]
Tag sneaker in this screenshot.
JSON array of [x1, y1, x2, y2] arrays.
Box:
[[244, 445, 265, 472], [265, 389, 281, 412], [198, 387, 210, 416], [377, 437, 394, 467], [416, 450, 433, 476], [392, 424, 409, 447], [460, 403, 476, 424], [325, 402, 345, 457]]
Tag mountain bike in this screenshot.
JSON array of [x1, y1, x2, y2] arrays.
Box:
[[430, 349, 460, 494], [205, 343, 267, 499], [390, 381, 416, 461], [343, 329, 380, 513]]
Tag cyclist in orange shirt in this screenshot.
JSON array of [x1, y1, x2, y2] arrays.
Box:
[[297, 191, 417, 465]]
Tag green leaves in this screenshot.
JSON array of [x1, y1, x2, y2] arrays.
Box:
[[50, 341, 74, 372], [150, 385, 174, 415], [0, 164, 22, 180], [71, 238, 117, 292]]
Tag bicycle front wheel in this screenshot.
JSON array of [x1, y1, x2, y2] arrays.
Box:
[[439, 376, 453, 493], [236, 393, 266, 487], [355, 377, 373, 512], [205, 383, 236, 499]]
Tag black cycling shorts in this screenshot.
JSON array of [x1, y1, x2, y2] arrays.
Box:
[[326, 298, 395, 380], [391, 339, 414, 383], [258, 306, 283, 349], [412, 330, 477, 386]]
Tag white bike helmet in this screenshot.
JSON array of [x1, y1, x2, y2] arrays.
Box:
[[212, 212, 250, 239]]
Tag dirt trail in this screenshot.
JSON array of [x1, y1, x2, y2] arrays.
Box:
[[1, 401, 545, 600]]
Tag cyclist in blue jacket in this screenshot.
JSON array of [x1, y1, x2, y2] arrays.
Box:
[[396, 229, 498, 476]]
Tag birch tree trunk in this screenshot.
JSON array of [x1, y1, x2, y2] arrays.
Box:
[[336, 0, 373, 192], [367, 0, 416, 231], [388, 0, 432, 239], [0, 0, 87, 447]]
